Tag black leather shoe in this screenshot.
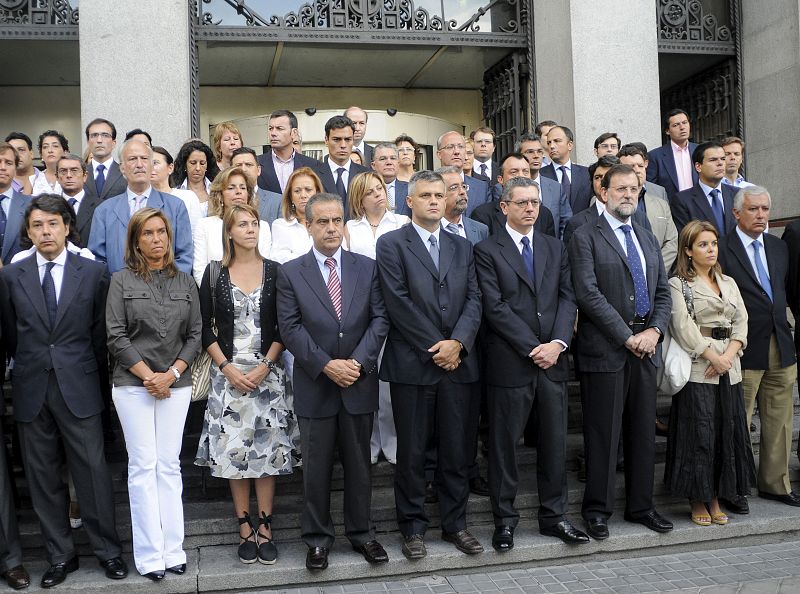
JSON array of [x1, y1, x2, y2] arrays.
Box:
[[166, 564, 187, 575], [41, 557, 79, 588], [541, 520, 590, 544], [469, 476, 490, 496], [720, 495, 750, 514], [100, 557, 128, 580], [305, 546, 329, 570], [442, 529, 484, 555], [143, 570, 165, 582], [353, 540, 389, 564], [492, 525, 514, 551], [2, 565, 30, 590], [759, 491, 800, 507], [402, 534, 426, 560], [624, 510, 673, 533], [425, 481, 438, 503], [585, 517, 609, 540]]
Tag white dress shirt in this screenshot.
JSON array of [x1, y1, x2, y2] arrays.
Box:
[[553, 160, 573, 183], [313, 246, 342, 284], [91, 157, 114, 181], [411, 221, 441, 252], [440, 215, 467, 239], [270, 217, 313, 264], [13, 242, 94, 264], [347, 211, 409, 260], [699, 180, 725, 213], [735, 226, 770, 281], [473, 159, 493, 180], [327, 158, 351, 190], [603, 210, 647, 277], [62, 189, 85, 214], [36, 247, 68, 301]]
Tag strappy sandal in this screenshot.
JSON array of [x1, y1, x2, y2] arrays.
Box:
[[690, 502, 711, 526], [237, 512, 258, 564], [710, 512, 728, 525], [257, 512, 278, 565]]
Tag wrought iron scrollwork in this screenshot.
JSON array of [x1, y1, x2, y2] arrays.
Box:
[[658, 0, 731, 43], [0, 0, 78, 26]]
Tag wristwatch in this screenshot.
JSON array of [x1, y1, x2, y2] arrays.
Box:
[[169, 366, 181, 381]]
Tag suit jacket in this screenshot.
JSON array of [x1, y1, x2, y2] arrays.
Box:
[[464, 174, 489, 216], [643, 193, 678, 272], [0, 191, 31, 265], [257, 187, 283, 226], [441, 217, 488, 246], [670, 183, 737, 236], [376, 224, 482, 385], [391, 180, 410, 216], [361, 143, 375, 167], [256, 149, 320, 196], [782, 219, 800, 350], [276, 249, 389, 418], [0, 252, 109, 422], [474, 228, 576, 386], [540, 162, 592, 214], [540, 175, 571, 239], [73, 192, 103, 248], [718, 229, 796, 369], [471, 159, 499, 182], [314, 159, 371, 219], [471, 198, 556, 239], [646, 142, 699, 200], [644, 180, 668, 201], [568, 214, 671, 372], [87, 189, 193, 274], [84, 161, 127, 202]]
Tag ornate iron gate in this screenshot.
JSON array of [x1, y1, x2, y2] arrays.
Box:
[[482, 52, 529, 157]]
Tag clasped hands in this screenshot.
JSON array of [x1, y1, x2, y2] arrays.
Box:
[[704, 351, 733, 379], [143, 371, 176, 399], [625, 328, 660, 359], [429, 339, 462, 371], [222, 362, 270, 393], [529, 341, 563, 369], [323, 359, 361, 388]]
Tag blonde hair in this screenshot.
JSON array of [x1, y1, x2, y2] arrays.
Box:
[[211, 121, 243, 162], [281, 166, 323, 220], [221, 203, 263, 266], [348, 171, 388, 219], [124, 208, 178, 280], [207, 166, 255, 218]]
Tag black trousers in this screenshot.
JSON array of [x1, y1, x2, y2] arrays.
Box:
[[0, 421, 22, 573], [298, 409, 374, 548], [488, 372, 568, 529], [580, 352, 657, 521], [18, 372, 121, 564], [392, 377, 474, 536]]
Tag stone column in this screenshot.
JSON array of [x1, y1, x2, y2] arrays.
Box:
[[79, 0, 193, 156], [533, 0, 662, 163], [741, 0, 799, 219]]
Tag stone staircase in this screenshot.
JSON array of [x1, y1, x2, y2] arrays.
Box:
[[5, 383, 800, 593]]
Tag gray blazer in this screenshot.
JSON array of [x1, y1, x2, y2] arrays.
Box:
[[644, 180, 668, 201], [441, 218, 489, 246], [257, 187, 283, 226], [0, 191, 31, 265], [643, 192, 678, 272]]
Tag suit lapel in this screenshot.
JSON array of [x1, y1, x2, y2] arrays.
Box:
[[764, 236, 782, 291], [18, 257, 51, 329], [2, 192, 26, 261], [597, 216, 631, 274], [662, 147, 680, 192], [728, 231, 760, 287], [340, 250, 360, 323], [498, 230, 535, 293], [113, 193, 131, 227], [299, 250, 340, 322], [405, 226, 440, 279], [102, 162, 123, 199], [148, 190, 166, 210], [690, 186, 717, 227], [438, 230, 455, 280], [53, 254, 80, 330]]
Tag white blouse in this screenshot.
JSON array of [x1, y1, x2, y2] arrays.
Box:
[[169, 188, 203, 233], [346, 211, 410, 260], [270, 217, 312, 264], [31, 170, 62, 196], [192, 215, 272, 285]]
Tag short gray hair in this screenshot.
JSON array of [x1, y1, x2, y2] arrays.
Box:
[[57, 153, 87, 174], [408, 170, 445, 197], [513, 133, 541, 152], [373, 142, 398, 157], [118, 138, 153, 162], [434, 165, 462, 177], [733, 185, 771, 210], [500, 176, 540, 203], [305, 192, 343, 222]]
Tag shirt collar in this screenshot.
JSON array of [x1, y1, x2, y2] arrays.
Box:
[[735, 225, 763, 250], [64, 189, 85, 203], [411, 221, 440, 245], [594, 200, 605, 215], [603, 209, 631, 230], [328, 158, 350, 176], [312, 245, 342, 267], [698, 180, 723, 197], [272, 149, 295, 165], [36, 246, 68, 268], [505, 222, 533, 246], [92, 157, 114, 172], [126, 186, 153, 201], [671, 140, 690, 152]]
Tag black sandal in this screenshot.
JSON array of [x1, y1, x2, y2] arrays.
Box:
[[257, 512, 278, 565], [237, 512, 258, 564]]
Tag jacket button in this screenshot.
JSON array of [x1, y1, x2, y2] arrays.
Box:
[[537, 312, 542, 317], [338, 332, 343, 338], [629, 295, 634, 301], [50, 344, 55, 349]]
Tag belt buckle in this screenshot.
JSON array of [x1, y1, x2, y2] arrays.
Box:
[[711, 327, 729, 340]]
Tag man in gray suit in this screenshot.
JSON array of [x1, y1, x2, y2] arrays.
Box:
[[0, 195, 127, 587], [371, 143, 408, 213], [231, 147, 282, 225], [439, 166, 489, 244], [569, 164, 673, 541], [0, 143, 31, 265]]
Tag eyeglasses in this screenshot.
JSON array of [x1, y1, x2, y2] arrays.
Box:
[[88, 132, 113, 140], [57, 167, 83, 176], [447, 183, 469, 192], [522, 148, 545, 156], [506, 199, 540, 208], [397, 147, 415, 154], [597, 143, 619, 150], [439, 144, 465, 152]]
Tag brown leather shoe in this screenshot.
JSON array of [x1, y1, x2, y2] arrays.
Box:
[[442, 529, 484, 555], [305, 546, 329, 570], [353, 540, 389, 564], [401, 534, 426, 559], [2, 565, 30, 590]]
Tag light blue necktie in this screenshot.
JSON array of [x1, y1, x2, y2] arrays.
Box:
[[752, 240, 773, 301], [428, 235, 439, 271], [620, 225, 650, 317]]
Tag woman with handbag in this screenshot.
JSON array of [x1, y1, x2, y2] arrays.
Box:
[[195, 203, 300, 565], [664, 220, 756, 526]]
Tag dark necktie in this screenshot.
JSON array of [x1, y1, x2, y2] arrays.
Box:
[[428, 235, 439, 271], [620, 225, 650, 317], [325, 257, 342, 319], [42, 261, 58, 328], [0, 194, 7, 253], [335, 167, 346, 200], [521, 236, 535, 283], [709, 188, 725, 233], [67, 197, 77, 212], [95, 164, 106, 197], [480, 163, 488, 179], [559, 165, 571, 200], [752, 240, 774, 302]]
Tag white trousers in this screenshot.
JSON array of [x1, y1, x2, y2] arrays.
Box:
[[369, 345, 397, 463], [112, 385, 191, 575]]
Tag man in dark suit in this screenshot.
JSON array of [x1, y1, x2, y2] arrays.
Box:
[[474, 177, 589, 550], [0, 143, 32, 265], [376, 171, 484, 559], [517, 134, 571, 237], [469, 127, 499, 182], [344, 107, 374, 165], [277, 193, 390, 570], [646, 108, 698, 201], [256, 110, 320, 195], [540, 126, 592, 214], [0, 416, 28, 589], [471, 153, 555, 238], [569, 164, 673, 540], [437, 131, 489, 216], [314, 115, 370, 219], [670, 141, 736, 236], [83, 118, 127, 202], [231, 147, 283, 225], [719, 186, 800, 508], [56, 153, 100, 248], [371, 143, 408, 214], [0, 195, 127, 588]]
